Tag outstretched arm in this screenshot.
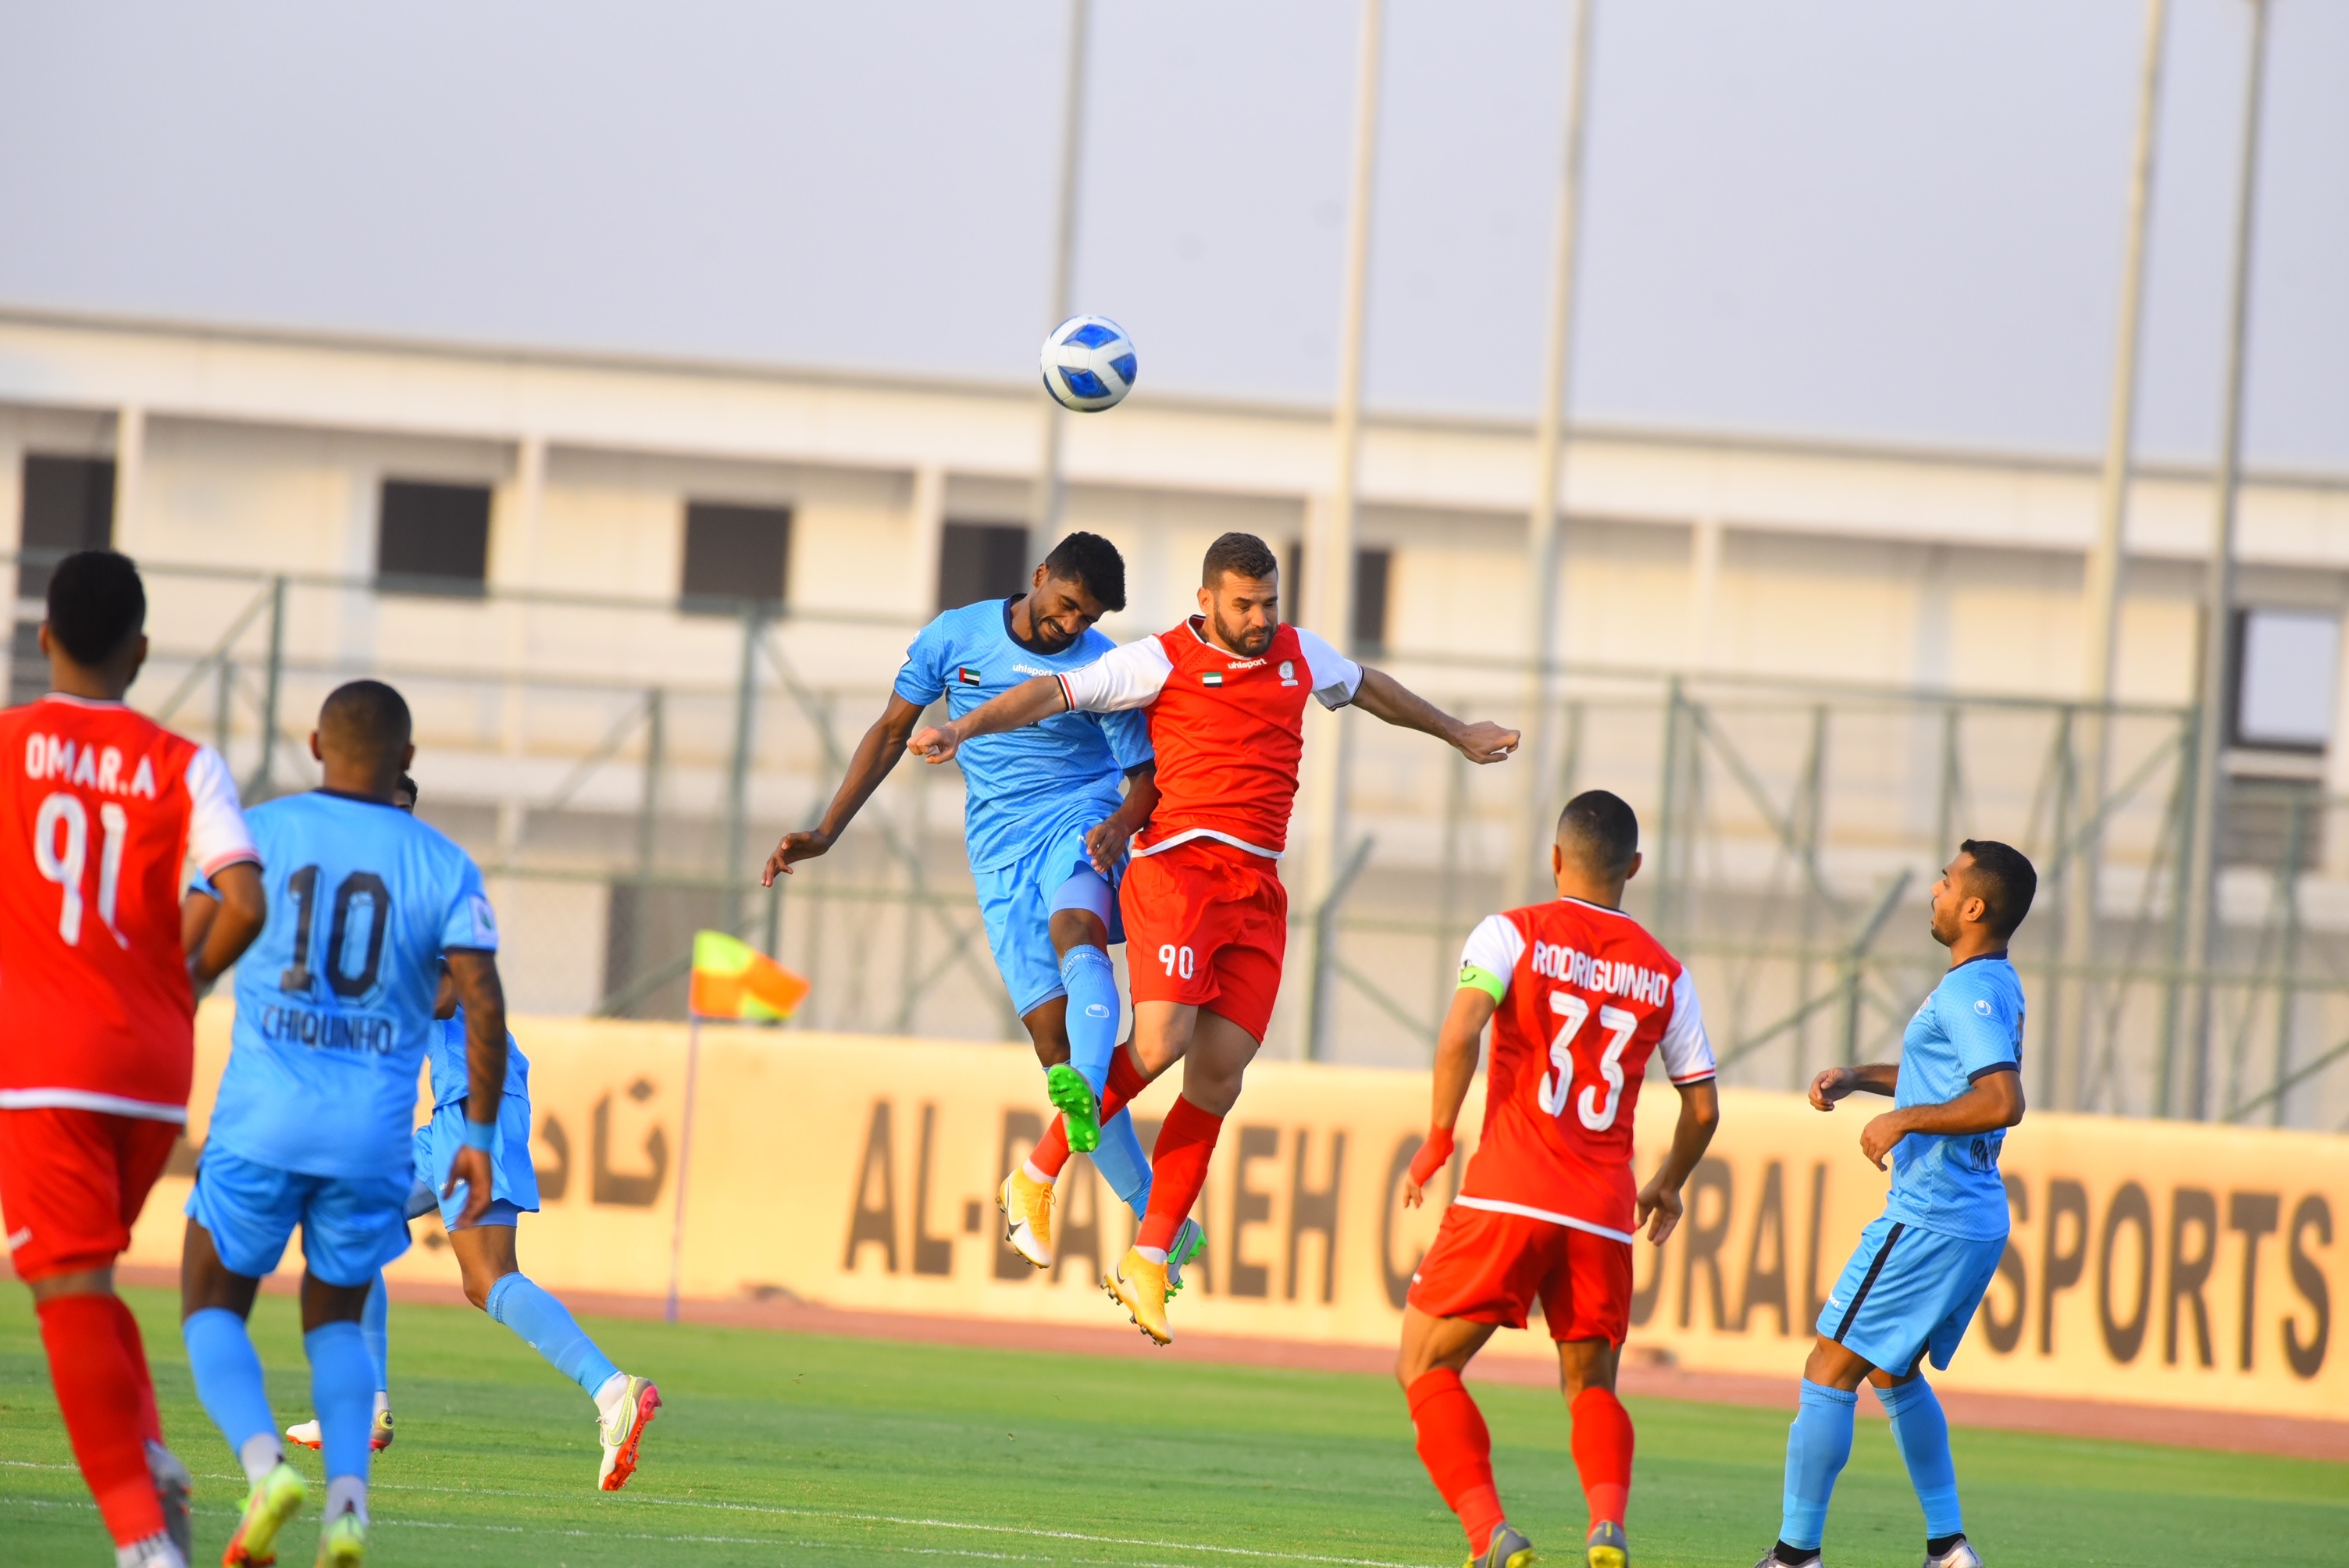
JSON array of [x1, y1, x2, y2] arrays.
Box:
[[907, 675, 1067, 764], [763, 693, 927, 885], [1402, 986, 1497, 1207], [1350, 666, 1520, 764]]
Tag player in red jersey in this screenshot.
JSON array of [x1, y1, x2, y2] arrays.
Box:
[[0, 551, 266, 1568], [1397, 790, 1720, 1568], [911, 532, 1518, 1342]]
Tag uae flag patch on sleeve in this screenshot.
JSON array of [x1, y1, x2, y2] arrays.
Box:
[[1200, 672, 1224, 687], [957, 666, 984, 686]]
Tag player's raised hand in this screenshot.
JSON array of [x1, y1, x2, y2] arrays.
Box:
[[907, 722, 961, 764], [1452, 721, 1520, 765], [1635, 1171, 1684, 1245], [1809, 1067, 1856, 1110], [762, 829, 832, 886]]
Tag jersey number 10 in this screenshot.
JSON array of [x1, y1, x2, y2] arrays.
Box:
[[1536, 990, 1638, 1131], [278, 864, 394, 999]]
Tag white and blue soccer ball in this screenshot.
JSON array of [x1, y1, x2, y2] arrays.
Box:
[[1039, 315, 1137, 412]]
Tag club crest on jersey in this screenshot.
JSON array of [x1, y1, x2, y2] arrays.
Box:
[[1200, 672, 1224, 687], [1279, 660, 1297, 686], [956, 666, 984, 686]]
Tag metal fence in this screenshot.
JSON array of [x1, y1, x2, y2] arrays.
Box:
[[37, 557, 2349, 1131]]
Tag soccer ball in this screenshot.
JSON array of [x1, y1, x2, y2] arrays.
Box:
[[1039, 315, 1137, 412]]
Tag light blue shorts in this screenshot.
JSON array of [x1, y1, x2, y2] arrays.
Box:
[[412, 1094, 540, 1231], [185, 1146, 412, 1288], [1817, 1213, 2005, 1377], [973, 814, 1126, 1017]]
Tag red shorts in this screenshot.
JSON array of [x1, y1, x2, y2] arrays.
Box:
[[1406, 1200, 1634, 1345], [1120, 840, 1287, 1042], [0, 1106, 180, 1281]]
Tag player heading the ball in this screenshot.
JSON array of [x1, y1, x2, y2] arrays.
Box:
[[911, 531, 1518, 1344]]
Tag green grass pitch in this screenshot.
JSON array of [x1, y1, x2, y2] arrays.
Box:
[[3, 1286, 2343, 1566]]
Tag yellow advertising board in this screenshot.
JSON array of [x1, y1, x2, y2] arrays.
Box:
[[127, 1007, 2345, 1422]]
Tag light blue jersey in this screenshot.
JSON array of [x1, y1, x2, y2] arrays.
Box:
[[1882, 953, 2025, 1242], [895, 599, 1153, 872], [205, 790, 499, 1182], [426, 1006, 528, 1110]]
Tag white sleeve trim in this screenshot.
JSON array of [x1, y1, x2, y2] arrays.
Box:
[[1658, 966, 1717, 1082], [1057, 637, 1174, 713], [184, 745, 258, 876], [1292, 626, 1363, 711], [1457, 914, 1524, 993]]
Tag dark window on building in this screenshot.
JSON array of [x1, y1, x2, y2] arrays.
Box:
[[20, 454, 116, 602], [680, 501, 791, 614], [2230, 608, 2338, 754], [377, 479, 491, 595], [1353, 547, 1392, 653], [938, 522, 1030, 612]]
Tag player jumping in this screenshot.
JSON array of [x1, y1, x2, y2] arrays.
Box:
[[1398, 791, 1720, 1568], [761, 532, 1170, 1268], [258, 775, 660, 1489], [1753, 840, 2034, 1568], [911, 531, 1518, 1343], [0, 551, 265, 1568], [180, 682, 508, 1567]]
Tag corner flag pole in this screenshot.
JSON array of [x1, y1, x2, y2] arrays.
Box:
[[665, 1016, 704, 1324]]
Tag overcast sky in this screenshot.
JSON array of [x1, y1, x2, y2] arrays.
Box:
[[2, 1, 2342, 469]]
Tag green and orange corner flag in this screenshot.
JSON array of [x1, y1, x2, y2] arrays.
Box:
[[688, 930, 810, 1021]]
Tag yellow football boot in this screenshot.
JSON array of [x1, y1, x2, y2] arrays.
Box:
[[1104, 1245, 1174, 1345], [313, 1509, 365, 1568], [998, 1167, 1054, 1270], [222, 1460, 305, 1567]]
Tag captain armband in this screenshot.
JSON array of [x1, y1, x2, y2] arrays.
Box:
[[1457, 964, 1506, 1003]]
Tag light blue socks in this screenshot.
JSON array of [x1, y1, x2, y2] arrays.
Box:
[[1780, 1379, 1858, 1552], [361, 1272, 390, 1394], [1092, 1110, 1153, 1221], [1057, 945, 1120, 1092], [184, 1307, 275, 1462], [487, 1273, 620, 1398], [1878, 1376, 1963, 1539], [305, 1321, 375, 1482]]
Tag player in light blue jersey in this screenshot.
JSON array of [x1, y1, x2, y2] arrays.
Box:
[[1754, 839, 2036, 1568], [177, 682, 508, 1568], [762, 533, 1184, 1274], [272, 775, 659, 1491]]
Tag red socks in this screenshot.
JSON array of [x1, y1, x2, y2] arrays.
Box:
[[1406, 1367, 1505, 1554], [1031, 1046, 1152, 1180], [1134, 1093, 1221, 1253], [1571, 1385, 1634, 1528], [37, 1292, 166, 1546]]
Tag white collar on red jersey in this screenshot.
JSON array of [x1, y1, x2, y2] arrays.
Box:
[[36, 692, 127, 709], [1556, 893, 1636, 921]]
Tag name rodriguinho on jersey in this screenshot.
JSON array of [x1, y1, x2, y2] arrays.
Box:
[[23, 733, 168, 797], [1531, 939, 1672, 1008], [256, 1001, 397, 1056]]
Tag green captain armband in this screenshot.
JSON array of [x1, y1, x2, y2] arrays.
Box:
[[1457, 964, 1506, 1003]]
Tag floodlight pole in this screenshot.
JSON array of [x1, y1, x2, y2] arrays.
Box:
[[2180, 0, 2272, 1120], [1299, 0, 1384, 1062], [1029, 0, 1090, 558], [1506, 0, 1597, 911], [2060, 0, 2167, 1111]]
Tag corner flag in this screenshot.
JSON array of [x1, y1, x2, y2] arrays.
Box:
[[688, 930, 810, 1021]]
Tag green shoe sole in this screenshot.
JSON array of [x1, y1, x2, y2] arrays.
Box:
[[1046, 1064, 1102, 1153]]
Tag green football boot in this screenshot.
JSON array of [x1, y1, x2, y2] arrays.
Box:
[[1045, 1063, 1101, 1154]]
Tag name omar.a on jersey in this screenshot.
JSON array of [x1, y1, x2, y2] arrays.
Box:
[[23, 732, 166, 798]]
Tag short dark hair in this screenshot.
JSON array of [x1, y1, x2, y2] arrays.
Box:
[[1556, 789, 1639, 877], [1957, 838, 2037, 939], [318, 680, 413, 769], [1041, 530, 1126, 612], [45, 551, 146, 667], [394, 773, 419, 811], [1202, 531, 1278, 587]]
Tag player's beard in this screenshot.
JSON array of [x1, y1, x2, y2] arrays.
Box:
[[1210, 606, 1276, 658]]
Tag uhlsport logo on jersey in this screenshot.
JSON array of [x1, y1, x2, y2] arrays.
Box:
[[956, 666, 984, 686], [1973, 997, 1994, 1016]]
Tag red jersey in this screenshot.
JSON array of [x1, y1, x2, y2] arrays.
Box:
[[1057, 617, 1362, 860], [1453, 896, 1715, 1239], [0, 696, 257, 1121]]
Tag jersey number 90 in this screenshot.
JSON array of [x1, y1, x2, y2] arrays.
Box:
[[1536, 989, 1639, 1131]]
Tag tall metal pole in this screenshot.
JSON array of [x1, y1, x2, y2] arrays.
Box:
[[2181, 0, 2272, 1121], [1299, 0, 1385, 1062], [1506, 0, 1598, 909], [2059, 0, 2168, 1111], [1028, 0, 1090, 557]]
